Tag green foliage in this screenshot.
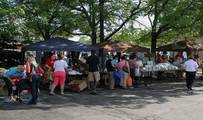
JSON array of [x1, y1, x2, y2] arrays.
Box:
[[112, 28, 150, 46], [19, 0, 76, 40], [68, 0, 142, 44], [0, 0, 22, 43], [79, 36, 92, 45], [0, 0, 203, 48]]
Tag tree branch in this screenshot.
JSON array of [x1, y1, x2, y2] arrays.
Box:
[[50, 24, 65, 36], [161, 0, 170, 10], [36, 22, 45, 39], [151, 0, 169, 32], [147, 5, 153, 27], [24, 3, 45, 38], [156, 24, 169, 36], [78, 0, 92, 25], [156, 0, 194, 37], [134, 20, 151, 30], [48, 0, 64, 24], [67, 31, 91, 36], [104, 0, 142, 41]]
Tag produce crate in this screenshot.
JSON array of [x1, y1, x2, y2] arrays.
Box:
[[68, 80, 87, 92]]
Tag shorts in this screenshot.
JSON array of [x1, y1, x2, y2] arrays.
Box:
[[53, 71, 66, 86], [88, 72, 100, 82]]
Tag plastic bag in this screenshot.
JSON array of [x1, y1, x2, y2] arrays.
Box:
[[113, 69, 122, 80], [135, 67, 141, 77], [127, 75, 133, 87]]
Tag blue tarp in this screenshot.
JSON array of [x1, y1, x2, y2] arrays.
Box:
[[22, 37, 98, 52]]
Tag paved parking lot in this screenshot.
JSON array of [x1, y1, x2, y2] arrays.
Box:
[[1, 80, 203, 120]]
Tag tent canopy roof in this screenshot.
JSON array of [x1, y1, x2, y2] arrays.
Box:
[[156, 38, 203, 51], [97, 40, 149, 52], [22, 37, 98, 51]]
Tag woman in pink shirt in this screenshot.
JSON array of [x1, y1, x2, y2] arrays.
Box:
[[116, 55, 130, 88]]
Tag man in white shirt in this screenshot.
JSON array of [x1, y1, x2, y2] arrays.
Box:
[[183, 55, 199, 91]]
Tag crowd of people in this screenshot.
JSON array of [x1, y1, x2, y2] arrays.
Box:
[[0, 50, 100, 103], [105, 53, 146, 90], [0, 50, 202, 104]]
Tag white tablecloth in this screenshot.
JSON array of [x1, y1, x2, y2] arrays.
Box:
[[143, 63, 179, 72], [68, 70, 82, 75]]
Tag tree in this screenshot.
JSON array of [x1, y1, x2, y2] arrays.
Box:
[[145, 0, 195, 55], [0, 0, 24, 44], [17, 0, 76, 40], [184, 0, 203, 37], [69, 0, 142, 45], [112, 27, 151, 47]]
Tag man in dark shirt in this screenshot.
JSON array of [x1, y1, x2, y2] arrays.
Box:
[[86, 50, 100, 94]]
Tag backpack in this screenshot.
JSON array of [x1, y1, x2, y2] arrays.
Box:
[[26, 63, 44, 77]]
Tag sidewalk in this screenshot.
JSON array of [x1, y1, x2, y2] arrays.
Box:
[[1, 80, 203, 120]]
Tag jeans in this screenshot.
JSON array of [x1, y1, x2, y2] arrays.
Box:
[[134, 77, 141, 88], [30, 75, 40, 103], [186, 72, 196, 90], [120, 71, 128, 88], [108, 72, 115, 89]]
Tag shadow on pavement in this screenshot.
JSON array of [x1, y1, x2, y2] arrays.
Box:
[[1, 80, 203, 111]]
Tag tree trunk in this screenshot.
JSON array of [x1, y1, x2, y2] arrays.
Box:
[[89, 0, 97, 45], [44, 32, 51, 40], [91, 30, 97, 45], [151, 32, 157, 57], [99, 48, 105, 71], [99, 0, 104, 43]]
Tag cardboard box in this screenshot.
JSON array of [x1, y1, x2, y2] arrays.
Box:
[[68, 80, 87, 92]]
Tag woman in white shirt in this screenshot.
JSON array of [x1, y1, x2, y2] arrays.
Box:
[[50, 54, 68, 95]]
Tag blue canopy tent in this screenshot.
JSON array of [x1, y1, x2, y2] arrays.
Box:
[[22, 37, 98, 52], [21, 37, 98, 64]]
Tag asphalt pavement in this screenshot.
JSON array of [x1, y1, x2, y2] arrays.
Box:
[[1, 80, 203, 120]]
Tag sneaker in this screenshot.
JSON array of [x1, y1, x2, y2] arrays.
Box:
[[49, 93, 54, 96], [187, 89, 193, 95], [27, 101, 37, 105], [38, 89, 40, 94], [16, 97, 23, 102], [90, 90, 97, 95], [11, 96, 17, 101]]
